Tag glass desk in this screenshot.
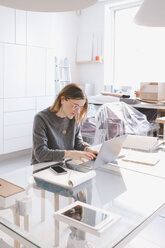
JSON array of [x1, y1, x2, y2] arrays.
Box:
[[0, 164, 165, 248]]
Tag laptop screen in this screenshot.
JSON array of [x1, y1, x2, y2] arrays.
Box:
[[67, 135, 127, 171]]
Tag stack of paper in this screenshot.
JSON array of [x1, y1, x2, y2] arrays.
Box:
[[122, 151, 160, 166], [123, 135, 163, 152]]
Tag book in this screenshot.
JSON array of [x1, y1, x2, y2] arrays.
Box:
[[122, 135, 164, 152], [33, 168, 96, 189]]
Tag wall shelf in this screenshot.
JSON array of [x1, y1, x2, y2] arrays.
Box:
[[76, 60, 103, 64]]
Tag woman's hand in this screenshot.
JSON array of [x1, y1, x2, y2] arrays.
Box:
[[64, 150, 96, 162], [84, 146, 98, 155]]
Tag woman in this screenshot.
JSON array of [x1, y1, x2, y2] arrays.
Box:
[[31, 83, 97, 248], [31, 83, 97, 164]]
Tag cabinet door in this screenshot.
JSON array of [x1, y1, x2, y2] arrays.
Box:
[[0, 6, 15, 43], [16, 10, 26, 45], [0, 99, 3, 154], [0, 44, 3, 98], [27, 12, 54, 48], [27, 46, 46, 96], [4, 44, 26, 98], [46, 49, 56, 96]]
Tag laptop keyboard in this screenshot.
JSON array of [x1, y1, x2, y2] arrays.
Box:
[[83, 159, 95, 168], [68, 158, 96, 168]]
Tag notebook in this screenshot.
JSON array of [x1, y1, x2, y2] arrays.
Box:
[[33, 168, 96, 189], [66, 135, 127, 172]]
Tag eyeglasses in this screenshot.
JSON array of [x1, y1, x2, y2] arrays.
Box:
[[67, 99, 84, 111]]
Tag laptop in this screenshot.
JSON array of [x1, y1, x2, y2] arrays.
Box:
[[66, 135, 127, 172]]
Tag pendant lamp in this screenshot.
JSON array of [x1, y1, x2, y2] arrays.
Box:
[[0, 0, 97, 12], [134, 0, 165, 27]]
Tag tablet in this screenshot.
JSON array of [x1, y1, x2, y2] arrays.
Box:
[[54, 201, 121, 236]]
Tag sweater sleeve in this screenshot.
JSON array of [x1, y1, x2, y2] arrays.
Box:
[[74, 124, 89, 151], [32, 115, 65, 163]]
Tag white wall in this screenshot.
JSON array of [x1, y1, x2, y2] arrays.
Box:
[[76, 3, 105, 94], [0, 5, 79, 154]]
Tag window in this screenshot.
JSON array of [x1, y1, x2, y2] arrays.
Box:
[[105, 2, 165, 92]]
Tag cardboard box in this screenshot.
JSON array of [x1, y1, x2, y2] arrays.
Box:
[[140, 82, 165, 101]]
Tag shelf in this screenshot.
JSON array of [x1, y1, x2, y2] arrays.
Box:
[[76, 60, 103, 64], [55, 65, 70, 68]]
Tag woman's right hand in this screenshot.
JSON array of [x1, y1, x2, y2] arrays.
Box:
[[64, 150, 96, 162]]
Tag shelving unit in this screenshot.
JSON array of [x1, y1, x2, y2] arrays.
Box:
[[54, 57, 71, 96]]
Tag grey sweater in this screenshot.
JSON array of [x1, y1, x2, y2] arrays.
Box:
[[31, 108, 89, 164]]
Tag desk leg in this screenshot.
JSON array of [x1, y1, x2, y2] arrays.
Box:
[[54, 194, 59, 247], [13, 213, 20, 248], [163, 123, 165, 140], [41, 189, 45, 222], [24, 216, 29, 231], [68, 197, 72, 205]]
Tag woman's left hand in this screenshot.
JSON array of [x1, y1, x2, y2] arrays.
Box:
[[84, 146, 98, 155]]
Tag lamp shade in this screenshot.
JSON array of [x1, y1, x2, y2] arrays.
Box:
[[0, 0, 97, 12], [134, 0, 165, 27]]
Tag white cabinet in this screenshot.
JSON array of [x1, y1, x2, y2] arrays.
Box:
[[0, 44, 4, 98], [3, 108, 35, 154], [3, 97, 35, 154], [16, 10, 26, 45], [0, 100, 3, 153], [0, 6, 15, 43], [4, 44, 26, 98], [27, 46, 46, 96]]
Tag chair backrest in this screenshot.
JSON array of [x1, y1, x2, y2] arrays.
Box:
[[94, 102, 151, 144]]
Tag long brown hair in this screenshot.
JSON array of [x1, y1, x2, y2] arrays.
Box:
[[50, 83, 88, 123]]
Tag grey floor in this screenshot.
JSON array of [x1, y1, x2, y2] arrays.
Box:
[[0, 152, 165, 248]]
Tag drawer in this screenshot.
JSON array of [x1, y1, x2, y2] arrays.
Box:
[[0, 115, 3, 153], [4, 136, 32, 153], [4, 123, 33, 140], [4, 110, 35, 126], [4, 97, 35, 112], [0, 99, 3, 154]]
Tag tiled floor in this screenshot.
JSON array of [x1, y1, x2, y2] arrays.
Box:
[[0, 152, 165, 248]]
